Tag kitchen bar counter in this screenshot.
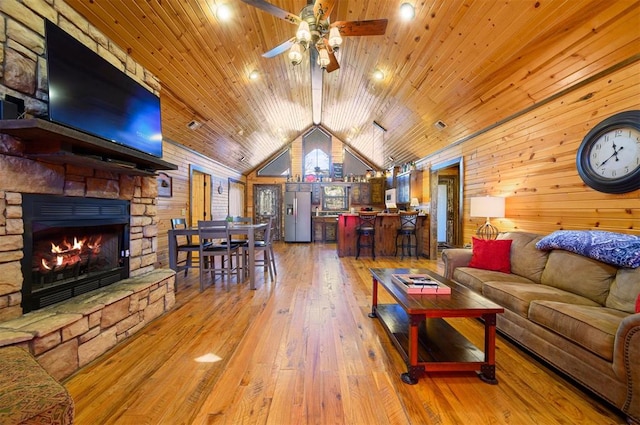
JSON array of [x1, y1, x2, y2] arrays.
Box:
[[337, 213, 429, 258]]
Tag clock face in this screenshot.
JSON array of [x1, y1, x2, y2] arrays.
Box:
[[586, 127, 640, 180], [576, 110, 640, 194]]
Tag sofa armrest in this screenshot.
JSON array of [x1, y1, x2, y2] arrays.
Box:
[[441, 248, 473, 280], [613, 312, 640, 422]]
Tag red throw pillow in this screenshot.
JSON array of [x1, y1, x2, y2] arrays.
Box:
[[636, 293, 640, 314], [468, 237, 513, 274]]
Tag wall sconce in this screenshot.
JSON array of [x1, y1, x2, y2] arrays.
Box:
[[470, 196, 505, 240]]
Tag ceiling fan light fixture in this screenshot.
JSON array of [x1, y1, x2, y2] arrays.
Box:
[[289, 43, 303, 65], [296, 21, 311, 45], [328, 27, 343, 50], [400, 3, 416, 21], [317, 48, 330, 69]]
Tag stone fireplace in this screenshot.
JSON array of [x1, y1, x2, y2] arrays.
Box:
[[0, 135, 162, 321], [0, 133, 177, 379]]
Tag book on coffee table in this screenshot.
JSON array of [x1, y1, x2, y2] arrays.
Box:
[[391, 274, 452, 295]]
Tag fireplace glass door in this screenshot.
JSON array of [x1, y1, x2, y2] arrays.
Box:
[[21, 195, 130, 312]]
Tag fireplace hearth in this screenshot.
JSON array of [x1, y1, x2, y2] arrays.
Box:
[[21, 195, 130, 312]]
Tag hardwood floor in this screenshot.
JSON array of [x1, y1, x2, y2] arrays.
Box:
[[64, 242, 627, 424]]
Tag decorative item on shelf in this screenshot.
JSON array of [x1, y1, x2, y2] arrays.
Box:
[[365, 169, 373, 180], [410, 198, 420, 211], [157, 172, 172, 198], [470, 196, 505, 240]]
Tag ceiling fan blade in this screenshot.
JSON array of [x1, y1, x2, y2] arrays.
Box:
[[313, 0, 336, 22], [262, 37, 296, 58], [331, 19, 388, 36], [326, 51, 340, 73], [323, 39, 340, 73], [240, 0, 301, 25]]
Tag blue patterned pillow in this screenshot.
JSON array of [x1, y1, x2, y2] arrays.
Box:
[[535, 230, 640, 269]]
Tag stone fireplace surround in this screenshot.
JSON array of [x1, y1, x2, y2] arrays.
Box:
[[0, 133, 176, 380]]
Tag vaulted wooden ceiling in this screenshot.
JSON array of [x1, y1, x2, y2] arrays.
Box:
[[64, 0, 639, 175]]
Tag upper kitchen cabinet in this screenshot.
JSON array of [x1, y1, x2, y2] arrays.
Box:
[[396, 170, 423, 205]]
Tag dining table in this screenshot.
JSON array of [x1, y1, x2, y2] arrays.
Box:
[[168, 222, 268, 290]]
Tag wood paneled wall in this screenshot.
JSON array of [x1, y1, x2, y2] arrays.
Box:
[[417, 61, 640, 244], [155, 140, 243, 268]]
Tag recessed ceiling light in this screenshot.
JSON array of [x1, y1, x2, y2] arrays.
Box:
[[216, 3, 231, 21], [373, 69, 385, 80], [400, 3, 415, 21], [249, 70, 259, 80]]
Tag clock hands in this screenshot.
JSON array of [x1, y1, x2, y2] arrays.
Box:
[[597, 142, 623, 168]]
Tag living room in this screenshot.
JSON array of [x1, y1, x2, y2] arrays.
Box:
[[0, 0, 639, 424]]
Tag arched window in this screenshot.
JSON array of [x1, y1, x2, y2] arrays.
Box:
[[303, 127, 331, 181]]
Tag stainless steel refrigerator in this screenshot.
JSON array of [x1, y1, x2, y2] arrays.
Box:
[[284, 191, 311, 242]]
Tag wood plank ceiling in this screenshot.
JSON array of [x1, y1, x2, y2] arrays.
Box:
[[64, 0, 640, 174]]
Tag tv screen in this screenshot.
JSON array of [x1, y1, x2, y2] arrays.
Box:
[[45, 20, 163, 158]]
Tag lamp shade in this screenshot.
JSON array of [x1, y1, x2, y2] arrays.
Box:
[[470, 196, 505, 218], [410, 198, 420, 207]]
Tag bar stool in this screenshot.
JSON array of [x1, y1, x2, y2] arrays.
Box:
[[395, 211, 419, 259], [356, 211, 378, 260]]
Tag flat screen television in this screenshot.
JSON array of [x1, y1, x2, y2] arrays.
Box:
[[45, 20, 163, 158]]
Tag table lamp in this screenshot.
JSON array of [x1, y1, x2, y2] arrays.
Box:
[[410, 198, 420, 211], [470, 196, 505, 240]]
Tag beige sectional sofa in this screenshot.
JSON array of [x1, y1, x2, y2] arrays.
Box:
[[442, 231, 640, 424]]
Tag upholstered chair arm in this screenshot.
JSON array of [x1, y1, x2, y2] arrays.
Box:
[[441, 248, 473, 280], [612, 312, 640, 423]]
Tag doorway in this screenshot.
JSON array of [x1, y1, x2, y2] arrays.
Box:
[[253, 184, 282, 241], [429, 157, 464, 258], [190, 165, 212, 225]]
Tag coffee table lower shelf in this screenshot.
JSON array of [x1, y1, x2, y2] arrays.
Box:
[[371, 303, 496, 385]]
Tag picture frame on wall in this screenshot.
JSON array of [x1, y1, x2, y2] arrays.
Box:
[[157, 172, 172, 197]]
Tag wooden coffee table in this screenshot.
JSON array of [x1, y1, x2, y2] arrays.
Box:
[[369, 268, 504, 385]]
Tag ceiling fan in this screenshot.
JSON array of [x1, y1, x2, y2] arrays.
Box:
[[241, 0, 388, 123]]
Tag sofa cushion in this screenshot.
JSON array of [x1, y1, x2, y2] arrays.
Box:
[[453, 267, 535, 293], [540, 250, 616, 305], [499, 232, 548, 283], [468, 237, 512, 273], [605, 267, 640, 313], [536, 230, 640, 268], [483, 281, 599, 318], [528, 301, 627, 361]]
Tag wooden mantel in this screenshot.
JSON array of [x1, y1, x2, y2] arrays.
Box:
[[0, 118, 177, 176]]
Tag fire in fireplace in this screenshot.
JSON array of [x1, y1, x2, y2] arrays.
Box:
[[21, 195, 130, 312]]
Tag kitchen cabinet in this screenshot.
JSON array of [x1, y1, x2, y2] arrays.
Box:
[[396, 170, 422, 205], [313, 216, 338, 242], [369, 177, 385, 205]]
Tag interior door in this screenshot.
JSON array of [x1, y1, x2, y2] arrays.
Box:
[[254, 184, 282, 241], [429, 158, 464, 258], [190, 166, 212, 226]]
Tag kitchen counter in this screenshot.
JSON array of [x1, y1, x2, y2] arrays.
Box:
[[336, 213, 429, 257]]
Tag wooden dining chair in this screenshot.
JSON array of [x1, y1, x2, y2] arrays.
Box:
[[242, 216, 277, 281], [170, 218, 199, 277], [197, 220, 242, 291]]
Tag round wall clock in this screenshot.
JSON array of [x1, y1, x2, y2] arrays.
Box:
[[576, 110, 640, 194]]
